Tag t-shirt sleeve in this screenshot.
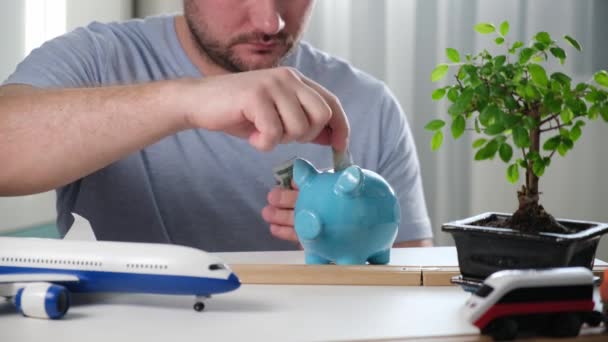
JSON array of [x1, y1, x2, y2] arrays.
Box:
[[376, 86, 433, 243], [3, 26, 106, 88]]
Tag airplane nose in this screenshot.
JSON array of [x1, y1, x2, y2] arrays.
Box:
[[228, 273, 241, 290]]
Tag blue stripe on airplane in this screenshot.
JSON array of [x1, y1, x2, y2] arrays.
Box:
[[0, 266, 240, 295]]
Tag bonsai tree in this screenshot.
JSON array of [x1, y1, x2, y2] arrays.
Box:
[[427, 21, 608, 234]]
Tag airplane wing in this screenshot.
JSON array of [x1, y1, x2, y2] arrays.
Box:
[[0, 274, 79, 297]]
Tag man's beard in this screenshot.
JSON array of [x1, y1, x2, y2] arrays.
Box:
[[184, 16, 296, 73]]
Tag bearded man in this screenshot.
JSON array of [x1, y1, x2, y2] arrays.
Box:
[[0, 1, 432, 250]]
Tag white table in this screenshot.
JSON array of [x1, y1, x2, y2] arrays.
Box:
[[0, 248, 604, 341]]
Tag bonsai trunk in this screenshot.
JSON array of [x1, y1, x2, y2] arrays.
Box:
[[508, 124, 574, 234]]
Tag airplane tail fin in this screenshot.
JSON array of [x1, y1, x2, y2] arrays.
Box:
[[64, 213, 97, 241]]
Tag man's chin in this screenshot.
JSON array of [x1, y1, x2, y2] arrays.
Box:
[[236, 56, 285, 71]]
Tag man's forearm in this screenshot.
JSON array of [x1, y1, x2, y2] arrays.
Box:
[[0, 81, 190, 196]]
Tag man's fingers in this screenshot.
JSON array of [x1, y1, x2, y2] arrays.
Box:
[[299, 77, 350, 152], [294, 82, 332, 143], [270, 224, 299, 243], [247, 97, 284, 151], [270, 84, 311, 142], [267, 187, 298, 208], [262, 206, 295, 227]]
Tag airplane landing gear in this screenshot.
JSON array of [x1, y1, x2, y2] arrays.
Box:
[[193, 295, 210, 312], [193, 302, 205, 312]]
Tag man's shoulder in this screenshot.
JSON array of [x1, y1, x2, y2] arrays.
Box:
[[289, 42, 388, 97], [79, 15, 172, 43]]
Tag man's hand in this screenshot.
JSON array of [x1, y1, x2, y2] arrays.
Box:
[[186, 67, 350, 152], [261, 184, 299, 243]]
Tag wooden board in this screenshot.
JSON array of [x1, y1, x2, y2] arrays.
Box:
[[230, 264, 608, 287], [230, 264, 422, 286]]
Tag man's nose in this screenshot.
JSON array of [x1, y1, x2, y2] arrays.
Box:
[[250, 0, 285, 35]]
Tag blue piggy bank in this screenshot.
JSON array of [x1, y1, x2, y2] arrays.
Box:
[[293, 158, 400, 265]]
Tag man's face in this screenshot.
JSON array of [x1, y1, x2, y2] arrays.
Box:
[[183, 0, 314, 73]]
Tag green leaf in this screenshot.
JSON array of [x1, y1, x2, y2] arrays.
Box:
[[535, 32, 552, 45], [475, 23, 496, 34], [506, 164, 519, 184], [502, 114, 521, 129], [474, 118, 481, 133], [485, 122, 506, 135], [432, 88, 447, 101], [513, 126, 530, 148], [524, 84, 540, 100], [566, 97, 588, 116], [571, 124, 582, 141], [543, 136, 561, 151], [560, 108, 574, 124], [589, 104, 600, 120], [472, 138, 487, 148], [494, 55, 507, 68], [543, 92, 562, 113], [451, 115, 466, 138], [499, 143, 513, 162], [550, 47, 566, 64], [518, 159, 528, 169], [431, 64, 449, 82], [523, 116, 538, 130], [495, 37, 505, 45], [519, 48, 535, 65], [586, 89, 607, 102], [511, 41, 524, 50], [601, 105, 608, 122], [557, 144, 568, 156], [446, 48, 460, 63], [551, 72, 572, 89], [448, 89, 474, 115], [594, 70, 608, 87], [447, 87, 459, 102], [475, 140, 499, 160], [534, 42, 548, 51], [528, 64, 548, 87], [575, 83, 589, 92], [431, 131, 443, 151], [499, 21, 510, 37], [532, 55, 545, 63], [425, 119, 445, 131], [479, 104, 500, 126], [564, 35, 582, 51], [532, 160, 546, 177]]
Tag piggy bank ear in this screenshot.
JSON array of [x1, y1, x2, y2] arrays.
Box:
[[335, 165, 363, 195], [294, 158, 319, 188]]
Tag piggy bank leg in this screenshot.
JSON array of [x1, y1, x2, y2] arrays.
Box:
[[367, 249, 390, 265], [305, 253, 331, 265], [335, 256, 367, 265]]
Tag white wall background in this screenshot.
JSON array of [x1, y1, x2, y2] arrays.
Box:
[[2, 0, 608, 260]]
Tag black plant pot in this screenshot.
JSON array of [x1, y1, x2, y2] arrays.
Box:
[[442, 212, 608, 281]]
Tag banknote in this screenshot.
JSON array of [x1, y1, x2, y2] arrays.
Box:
[[332, 147, 353, 172], [272, 157, 296, 189]]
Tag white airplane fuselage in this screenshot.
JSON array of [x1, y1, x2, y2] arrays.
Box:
[[0, 237, 240, 297]]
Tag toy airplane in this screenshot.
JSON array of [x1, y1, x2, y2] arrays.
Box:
[[0, 215, 240, 319]]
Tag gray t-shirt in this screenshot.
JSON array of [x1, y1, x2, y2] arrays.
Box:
[[4, 15, 432, 251]]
